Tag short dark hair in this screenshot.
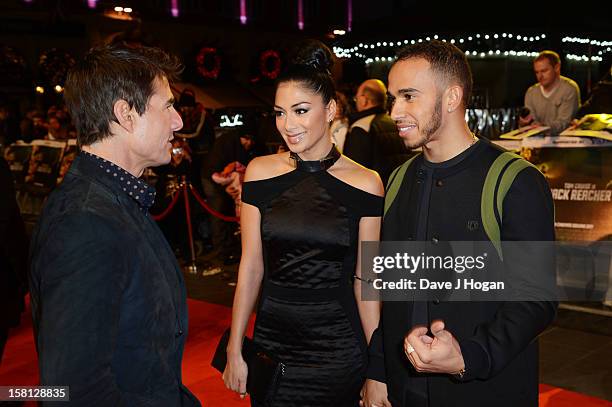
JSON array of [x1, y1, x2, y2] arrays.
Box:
[[395, 40, 473, 108], [277, 39, 336, 105], [534, 50, 560, 67], [64, 44, 183, 146]]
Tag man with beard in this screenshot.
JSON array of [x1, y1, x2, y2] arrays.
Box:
[[360, 41, 556, 407]]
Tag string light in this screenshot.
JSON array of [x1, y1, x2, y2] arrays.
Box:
[[566, 54, 603, 62], [331, 32, 611, 65], [563, 36, 612, 46]]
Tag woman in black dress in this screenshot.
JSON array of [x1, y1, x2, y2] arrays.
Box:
[[223, 40, 384, 407]]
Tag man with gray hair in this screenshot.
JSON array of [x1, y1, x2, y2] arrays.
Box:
[[343, 79, 410, 184]]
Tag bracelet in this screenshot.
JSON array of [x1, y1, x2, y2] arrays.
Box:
[[353, 275, 374, 285]]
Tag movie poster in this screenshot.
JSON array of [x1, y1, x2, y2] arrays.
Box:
[[25, 140, 65, 189], [521, 139, 612, 242], [3, 143, 32, 186]]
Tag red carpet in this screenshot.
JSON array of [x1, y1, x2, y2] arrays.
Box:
[[0, 299, 609, 406]]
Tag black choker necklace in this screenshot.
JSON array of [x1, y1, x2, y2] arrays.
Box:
[[290, 145, 341, 172]]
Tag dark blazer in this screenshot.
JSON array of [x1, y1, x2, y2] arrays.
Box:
[[367, 139, 557, 407], [343, 106, 411, 185], [30, 154, 200, 406]]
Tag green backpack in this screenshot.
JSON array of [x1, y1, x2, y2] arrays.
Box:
[[383, 151, 539, 260]]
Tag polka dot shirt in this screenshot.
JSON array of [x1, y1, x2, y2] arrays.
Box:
[[81, 151, 156, 210]]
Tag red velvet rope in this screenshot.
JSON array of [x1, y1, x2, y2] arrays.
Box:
[[151, 190, 181, 221], [150, 182, 240, 223], [189, 184, 240, 223]]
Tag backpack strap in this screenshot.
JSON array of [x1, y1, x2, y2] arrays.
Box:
[[482, 152, 538, 259], [384, 154, 420, 218]]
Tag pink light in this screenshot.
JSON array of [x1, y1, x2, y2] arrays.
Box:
[[171, 0, 179, 17], [347, 0, 352, 32], [240, 0, 247, 24], [87, 0, 97, 8], [297, 0, 304, 30]]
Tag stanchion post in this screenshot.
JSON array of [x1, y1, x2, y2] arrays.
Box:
[[181, 176, 198, 274]]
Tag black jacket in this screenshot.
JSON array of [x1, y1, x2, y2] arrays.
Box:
[[343, 106, 411, 184], [368, 139, 557, 407], [30, 154, 200, 406]]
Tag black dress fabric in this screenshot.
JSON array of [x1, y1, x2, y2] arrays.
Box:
[[241, 160, 382, 407]]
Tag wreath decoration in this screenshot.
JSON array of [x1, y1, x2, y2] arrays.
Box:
[[259, 49, 281, 80], [196, 47, 221, 80]]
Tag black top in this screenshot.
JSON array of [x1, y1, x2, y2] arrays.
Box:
[[241, 162, 382, 406]]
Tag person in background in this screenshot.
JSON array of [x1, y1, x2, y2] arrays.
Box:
[[576, 66, 612, 117], [201, 127, 256, 268], [152, 137, 195, 259], [330, 90, 351, 152], [519, 50, 581, 134], [31, 111, 48, 140], [19, 109, 38, 142], [45, 116, 68, 141], [343, 79, 410, 184]]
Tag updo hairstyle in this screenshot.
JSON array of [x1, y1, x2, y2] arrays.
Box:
[[277, 39, 336, 105]]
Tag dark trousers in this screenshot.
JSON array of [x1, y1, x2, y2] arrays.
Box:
[[202, 178, 235, 257]]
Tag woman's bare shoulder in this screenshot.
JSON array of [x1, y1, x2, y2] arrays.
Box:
[[333, 156, 384, 197], [244, 153, 293, 182]]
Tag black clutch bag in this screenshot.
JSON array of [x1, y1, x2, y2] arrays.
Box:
[[211, 329, 286, 404]]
